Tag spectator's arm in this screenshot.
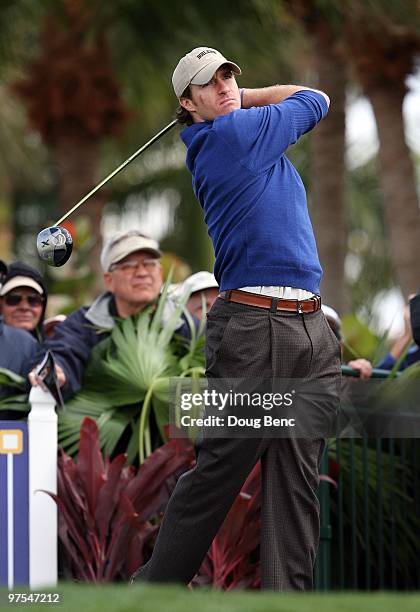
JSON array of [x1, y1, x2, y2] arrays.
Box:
[[29, 308, 95, 400], [375, 353, 396, 371], [389, 303, 413, 360]]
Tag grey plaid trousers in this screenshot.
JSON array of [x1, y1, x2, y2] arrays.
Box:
[[131, 298, 341, 590]]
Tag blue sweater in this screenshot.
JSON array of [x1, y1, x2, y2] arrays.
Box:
[[181, 90, 328, 294]]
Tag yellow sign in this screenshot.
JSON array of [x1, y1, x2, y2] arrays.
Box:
[[0, 430, 23, 454]]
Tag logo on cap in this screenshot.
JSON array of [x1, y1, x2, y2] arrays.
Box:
[[196, 49, 217, 59]]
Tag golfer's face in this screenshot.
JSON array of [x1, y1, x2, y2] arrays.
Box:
[[186, 66, 241, 122]]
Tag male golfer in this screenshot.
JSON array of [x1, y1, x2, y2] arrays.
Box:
[[131, 47, 341, 590]]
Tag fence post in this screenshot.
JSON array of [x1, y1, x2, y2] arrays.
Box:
[[28, 387, 57, 588], [315, 447, 332, 590]]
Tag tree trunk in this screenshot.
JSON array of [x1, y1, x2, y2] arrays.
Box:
[[367, 85, 420, 297], [311, 41, 348, 313], [53, 134, 105, 289], [0, 173, 12, 261]]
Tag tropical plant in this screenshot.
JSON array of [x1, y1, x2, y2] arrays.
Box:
[[329, 362, 420, 587], [42, 416, 195, 582], [343, 1, 420, 298], [58, 278, 205, 464], [0, 367, 26, 390], [345, 161, 394, 319], [0, 367, 30, 416], [193, 463, 261, 590], [283, 0, 348, 313], [341, 314, 383, 364], [328, 436, 420, 588]]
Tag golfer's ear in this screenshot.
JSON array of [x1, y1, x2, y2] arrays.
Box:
[[180, 97, 196, 113]]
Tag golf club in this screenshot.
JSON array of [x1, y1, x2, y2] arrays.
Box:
[[37, 119, 177, 267]]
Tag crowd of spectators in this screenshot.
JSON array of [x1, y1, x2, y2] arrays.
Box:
[[1, 228, 419, 414]]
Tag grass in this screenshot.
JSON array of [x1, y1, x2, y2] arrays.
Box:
[[1, 585, 420, 612]]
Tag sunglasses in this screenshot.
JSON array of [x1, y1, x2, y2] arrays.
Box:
[[3, 293, 44, 307]]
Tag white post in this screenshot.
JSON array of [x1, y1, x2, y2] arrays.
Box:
[[28, 386, 57, 588]]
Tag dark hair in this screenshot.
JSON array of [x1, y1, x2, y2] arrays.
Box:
[[175, 85, 194, 126]]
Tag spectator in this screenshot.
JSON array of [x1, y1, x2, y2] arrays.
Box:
[[0, 318, 38, 419], [0, 261, 48, 341], [0, 262, 38, 408], [375, 296, 420, 372], [0, 317, 38, 379], [185, 272, 218, 320], [175, 271, 219, 321], [322, 304, 373, 379], [29, 230, 192, 400]]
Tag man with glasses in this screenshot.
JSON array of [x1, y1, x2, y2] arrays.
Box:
[[29, 230, 191, 400]]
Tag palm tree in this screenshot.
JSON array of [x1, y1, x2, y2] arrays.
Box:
[[283, 0, 348, 313], [343, 1, 420, 298], [0, 1, 47, 262], [12, 0, 129, 277]]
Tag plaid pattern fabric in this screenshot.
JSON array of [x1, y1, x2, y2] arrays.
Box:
[[131, 298, 341, 590]]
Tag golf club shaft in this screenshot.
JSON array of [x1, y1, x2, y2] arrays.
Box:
[[54, 119, 177, 226]]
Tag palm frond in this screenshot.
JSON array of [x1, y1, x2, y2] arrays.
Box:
[[58, 277, 205, 463], [0, 367, 26, 389]]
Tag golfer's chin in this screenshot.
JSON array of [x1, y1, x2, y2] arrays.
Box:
[[218, 100, 240, 115]]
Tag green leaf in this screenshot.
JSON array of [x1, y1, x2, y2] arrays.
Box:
[[58, 277, 204, 464], [0, 367, 26, 389]]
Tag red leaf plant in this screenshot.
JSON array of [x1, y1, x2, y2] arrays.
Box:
[[42, 417, 195, 582], [193, 463, 262, 590]]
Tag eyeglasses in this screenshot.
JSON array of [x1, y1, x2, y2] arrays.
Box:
[[109, 259, 160, 274], [3, 293, 44, 307]]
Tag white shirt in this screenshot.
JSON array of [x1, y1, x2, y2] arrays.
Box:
[[238, 286, 314, 300]]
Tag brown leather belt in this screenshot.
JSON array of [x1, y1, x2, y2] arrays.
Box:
[[218, 289, 321, 314]]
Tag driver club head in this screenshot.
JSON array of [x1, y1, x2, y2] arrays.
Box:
[[37, 226, 73, 267]]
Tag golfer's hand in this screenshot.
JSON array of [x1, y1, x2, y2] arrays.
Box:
[[29, 364, 66, 388], [348, 359, 373, 380]]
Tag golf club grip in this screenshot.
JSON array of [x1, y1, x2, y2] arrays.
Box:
[[54, 119, 178, 226]]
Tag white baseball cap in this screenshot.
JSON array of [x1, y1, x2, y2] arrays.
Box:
[[0, 276, 44, 296], [183, 271, 218, 294], [172, 47, 241, 97], [100, 230, 162, 272]]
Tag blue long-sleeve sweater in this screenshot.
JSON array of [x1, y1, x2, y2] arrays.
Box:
[[181, 90, 329, 294]]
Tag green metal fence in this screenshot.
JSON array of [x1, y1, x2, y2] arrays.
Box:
[[315, 367, 420, 591]]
